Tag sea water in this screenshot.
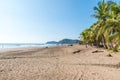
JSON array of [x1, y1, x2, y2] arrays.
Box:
[[0, 43, 57, 49]]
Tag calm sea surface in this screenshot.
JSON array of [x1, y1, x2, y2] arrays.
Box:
[[0, 43, 57, 49]]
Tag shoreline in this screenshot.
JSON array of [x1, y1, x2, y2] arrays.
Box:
[[0, 43, 58, 49], [0, 44, 60, 52]]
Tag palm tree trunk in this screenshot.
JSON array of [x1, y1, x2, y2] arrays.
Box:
[[102, 35, 108, 49], [85, 43, 88, 48]]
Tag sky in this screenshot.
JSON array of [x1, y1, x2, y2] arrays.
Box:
[[0, 0, 119, 43]]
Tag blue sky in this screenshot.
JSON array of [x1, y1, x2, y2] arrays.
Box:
[[0, 0, 119, 43]]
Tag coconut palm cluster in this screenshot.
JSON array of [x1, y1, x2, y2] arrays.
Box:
[[80, 0, 120, 51]]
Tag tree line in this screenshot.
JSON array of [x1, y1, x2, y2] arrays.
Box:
[[80, 0, 120, 51]]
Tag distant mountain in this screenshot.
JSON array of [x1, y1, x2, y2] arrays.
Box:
[[46, 41, 58, 44], [58, 39, 80, 44], [46, 39, 80, 44]]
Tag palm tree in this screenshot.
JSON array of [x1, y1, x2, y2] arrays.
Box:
[[103, 1, 120, 50], [91, 0, 120, 49], [93, 0, 109, 21], [80, 29, 93, 48], [80, 0, 120, 51], [92, 0, 109, 49]]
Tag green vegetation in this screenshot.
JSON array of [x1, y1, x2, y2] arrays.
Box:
[[80, 0, 120, 51], [46, 39, 80, 44], [58, 39, 80, 44]]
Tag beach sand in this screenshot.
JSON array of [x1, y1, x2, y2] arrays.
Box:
[[0, 44, 120, 80]]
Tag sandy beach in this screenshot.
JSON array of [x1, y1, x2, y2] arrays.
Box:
[[0, 44, 120, 80]]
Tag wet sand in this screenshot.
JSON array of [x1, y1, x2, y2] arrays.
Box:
[[0, 45, 120, 80]]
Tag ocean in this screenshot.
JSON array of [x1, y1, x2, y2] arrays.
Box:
[[0, 43, 57, 49]]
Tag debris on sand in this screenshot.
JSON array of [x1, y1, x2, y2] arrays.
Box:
[[92, 50, 104, 53], [45, 47, 49, 48], [68, 44, 73, 46], [73, 50, 81, 54], [107, 54, 112, 57]]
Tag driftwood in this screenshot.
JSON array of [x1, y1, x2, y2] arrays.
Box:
[[73, 50, 81, 54], [92, 50, 104, 53]]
